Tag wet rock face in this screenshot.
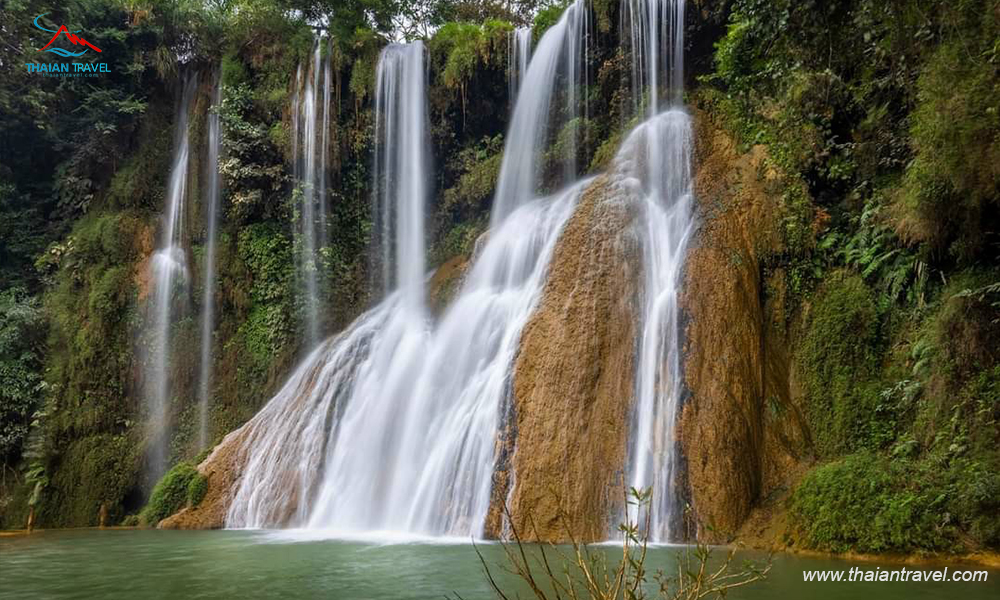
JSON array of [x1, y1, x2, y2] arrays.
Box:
[[678, 110, 811, 542], [488, 176, 642, 543]]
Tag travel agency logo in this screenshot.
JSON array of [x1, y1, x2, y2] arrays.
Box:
[[25, 13, 109, 77]]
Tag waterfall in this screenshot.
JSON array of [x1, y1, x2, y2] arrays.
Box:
[[222, 0, 692, 543], [492, 0, 589, 226], [622, 0, 694, 541], [226, 38, 581, 537], [372, 43, 429, 312], [227, 41, 432, 530], [145, 73, 197, 480], [197, 72, 223, 450], [291, 39, 331, 347], [507, 27, 532, 101]]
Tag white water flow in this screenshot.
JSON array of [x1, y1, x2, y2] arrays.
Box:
[[292, 40, 330, 347], [197, 73, 223, 450], [372, 43, 428, 310], [226, 39, 582, 536], [623, 0, 694, 541], [146, 73, 197, 480], [507, 27, 532, 101], [492, 0, 589, 226]]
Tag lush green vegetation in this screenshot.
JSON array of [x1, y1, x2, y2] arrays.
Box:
[[139, 461, 206, 525], [698, 0, 999, 554], [0, 0, 542, 528], [0, 0, 996, 560]]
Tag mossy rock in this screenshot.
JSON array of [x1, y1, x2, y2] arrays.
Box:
[[797, 271, 886, 455], [40, 433, 140, 527], [140, 461, 202, 526]]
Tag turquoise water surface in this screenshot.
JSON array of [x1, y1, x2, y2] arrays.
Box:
[[1, 529, 996, 599]]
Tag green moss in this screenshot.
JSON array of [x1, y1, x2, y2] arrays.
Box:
[[798, 272, 887, 455], [41, 434, 139, 527], [897, 38, 1000, 260], [187, 472, 208, 507], [140, 461, 199, 526], [106, 103, 172, 210], [790, 454, 946, 553]]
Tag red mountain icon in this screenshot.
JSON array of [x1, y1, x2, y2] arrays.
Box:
[[38, 25, 101, 53]]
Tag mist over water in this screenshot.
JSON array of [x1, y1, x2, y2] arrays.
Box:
[[198, 71, 223, 451]]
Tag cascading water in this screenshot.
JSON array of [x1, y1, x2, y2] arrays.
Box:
[[226, 35, 582, 537], [197, 72, 223, 450], [371, 43, 428, 309], [145, 73, 197, 480], [221, 0, 692, 544], [227, 41, 432, 530], [492, 0, 589, 225], [507, 27, 532, 101], [622, 0, 695, 542], [291, 39, 331, 347]]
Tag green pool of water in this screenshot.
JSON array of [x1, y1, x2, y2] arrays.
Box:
[[1, 530, 996, 599]]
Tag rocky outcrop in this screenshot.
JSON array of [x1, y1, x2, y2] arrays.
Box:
[[487, 176, 641, 542], [157, 427, 250, 529], [678, 109, 812, 542]]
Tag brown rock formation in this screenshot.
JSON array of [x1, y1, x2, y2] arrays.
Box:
[[158, 426, 251, 529], [488, 176, 641, 542], [678, 109, 812, 542]]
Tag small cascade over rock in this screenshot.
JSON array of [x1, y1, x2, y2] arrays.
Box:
[[198, 71, 223, 451], [622, 0, 694, 542], [145, 72, 197, 481]]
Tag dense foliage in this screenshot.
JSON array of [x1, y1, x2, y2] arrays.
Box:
[[139, 460, 205, 525], [0, 0, 996, 558], [698, 0, 1000, 553]]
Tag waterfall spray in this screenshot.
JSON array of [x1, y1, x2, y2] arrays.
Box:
[[145, 73, 197, 480], [197, 72, 223, 450]]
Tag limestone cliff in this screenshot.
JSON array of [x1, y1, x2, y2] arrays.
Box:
[[678, 109, 812, 542], [487, 176, 641, 542]]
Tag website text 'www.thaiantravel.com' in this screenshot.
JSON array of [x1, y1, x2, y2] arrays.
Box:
[[803, 566, 989, 583]]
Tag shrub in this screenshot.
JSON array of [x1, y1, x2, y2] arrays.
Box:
[[790, 454, 945, 553], [140, 461, 199, 526], [894, 24, 1000, 261], [187, 473, 208, 507]]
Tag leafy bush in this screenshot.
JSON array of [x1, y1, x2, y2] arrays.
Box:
[[790, 454, 945, 553], [140, 461, 199, 526], [896, 34, 1000, 261], [0, 288, 46, 464], [532, 3, 566, 40], [187, 472, 208, 507]]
